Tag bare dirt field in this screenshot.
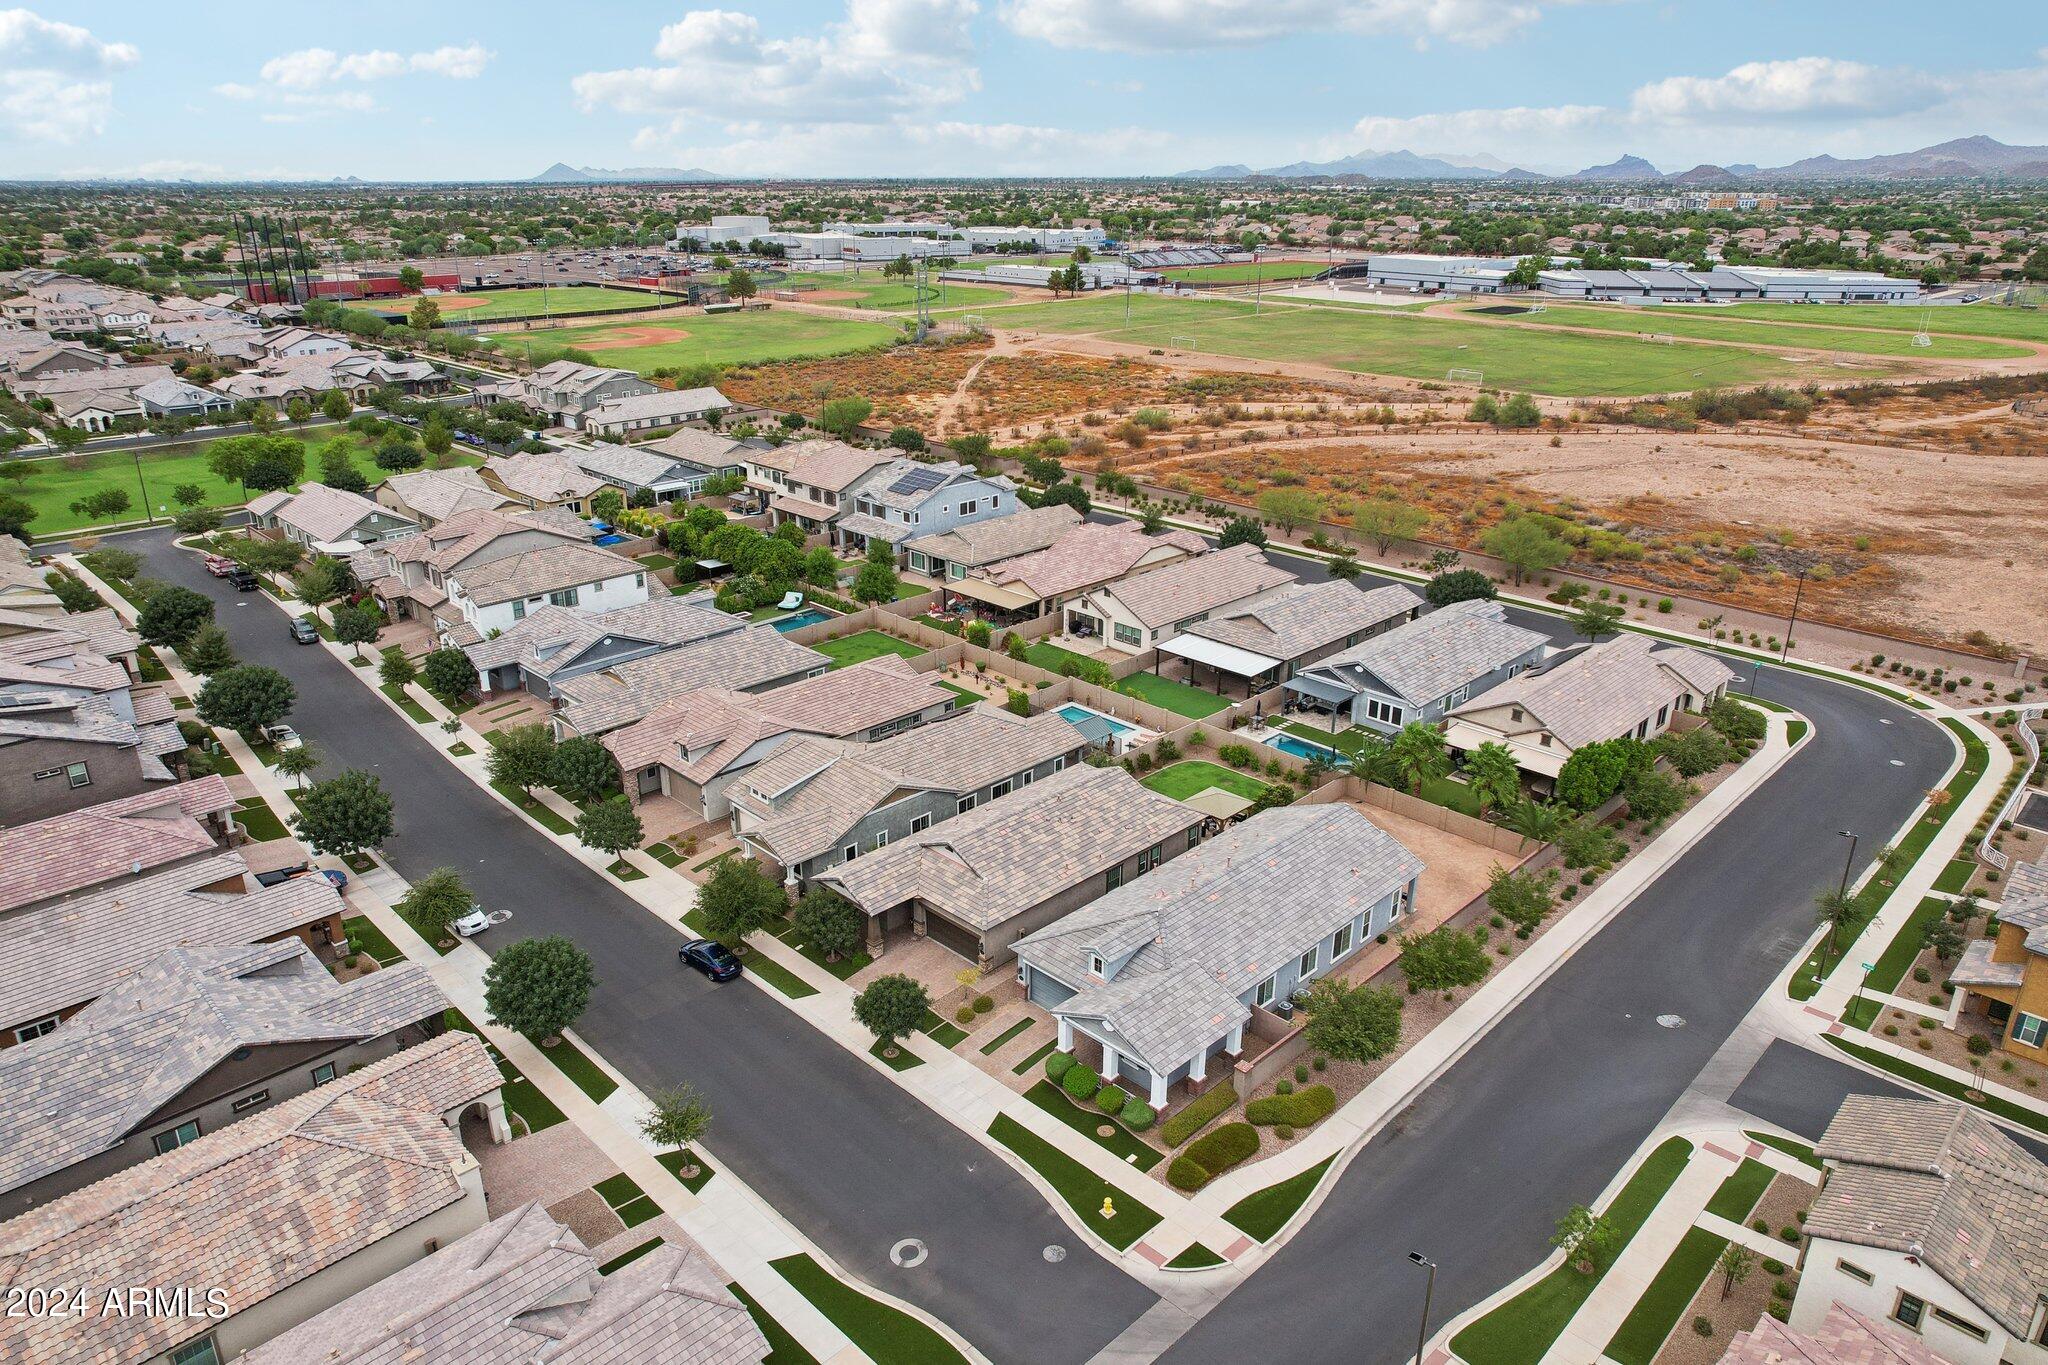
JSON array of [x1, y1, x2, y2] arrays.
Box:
[[582, 324, 693, 350]]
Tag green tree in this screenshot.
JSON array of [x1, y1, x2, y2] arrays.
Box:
[[818, 396, 873, 437], [285, 397, 313, 426], [137, 585, 214, 649], [319, 389, 352, 422], [419, 647, 478, 702], [70, 488, 131, 523], [292, 555, 345, 611], [421, 415, 453, 458], [1462, 740, 1522, 815], [483, 935, 595, 1042], [695, 856, 786, 949], [639, 1082, 713, 1156], [1388, 722, 1450, 796], [1499, 393, 1542, 428], [794, 886, 865, 962], [292, 769, 395, 858], [1556, 738, 1643, 812], [1424, 568, 1495, 606], [197, 664, 295, 734], [576, 799, 643, 859], [374, 436, 424, 472], [396, 867, 474, 946], [1570, 601, 1625, 641], [1352, 498, 1429, 555], [1256, 487, 1321, 535], [378, 647, 416, 693], [1399, 927, 1490, 991], [0, 495, 34, 542], [1813, 887, 1857, 977], [852, 973, 930, 1048], [1921, 915, 1964, 963], [398, 266, 424, 290], [851, 537, 901, 604], [1486, 864, 1556, 933], [1481, 516, 1570, 584], [176, 623, 237, 676], [887, 426, 927, 454], [318, 440, 368, 493], [488, 724, 556, 796], [1716, 1243, 1755, 1300], [1622, 766, 1689, 823], [1552, 1205, 1617, 1273], [725, 267, 757, 301], [1217, 516, 1267, 549], [174, 505, 225, 535], [1299, 976, 1404, 1063], [272, 741, 322, 791], [172, 482, 206, 508], [590, 489, 626, 524], [334, 602, 382, 658], [408, 298, 441, 330], [1040, 481, 1091, 515], [801, 545, 839, 585], [549, 736, 618, 804], [1018, 452, 1065, 486]]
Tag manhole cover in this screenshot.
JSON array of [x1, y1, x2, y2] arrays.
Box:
[[1657, 1014, 1686, 1029], [1043, 1244, 1067, 1263], [890, 1238, 928, 1268]]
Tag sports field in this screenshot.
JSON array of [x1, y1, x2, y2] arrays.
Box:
[[979, 293, 1863, 396], [1161, 259, 1330, 284], [1457, 302, 2030, 360], [780, 274, 1010, 312], [344, 286, 658, 321], [1708, 300, 2048, 344], [484, 309, 901, 373]]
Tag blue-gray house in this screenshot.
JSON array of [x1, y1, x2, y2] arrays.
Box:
[[1283, 598, 1550, 736], [832, 458, 1017, 560], [1011, 805, 1422, 1109]]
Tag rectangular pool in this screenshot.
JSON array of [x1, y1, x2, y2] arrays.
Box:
[[1265, 732, 1350, 766], [1057, 703, 1134, 736], [771, 609, 833, 633]]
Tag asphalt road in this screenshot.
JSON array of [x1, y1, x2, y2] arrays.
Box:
[[124, 529, 1159, 1365], [119, 523, 1958, 1365]]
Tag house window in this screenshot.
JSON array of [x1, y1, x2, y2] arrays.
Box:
[[1364, 698, 1404, 726], [909, 551, 929, 573], [1447, 684, 1469, 707], [960, 500, 977, 516], [511, 600, 526, 620], [1893, 1292, 1926, 1332], [992, 779, 1014, 799], [956, 795, 977, 815], [949, 563, 966, 580], [170, 1338, 221, 1365], [548, 587, 580, 608], [1334, 924, 1355, 958], [1140, 843, 1163, 872], [153, 1119, 202, 1155], [311, 1062, 338, 1086], [1187, 827, 1201, 849], [1836, 1259, 1873, 1285], [1255, 976, 1276, 1007], [1105, 864, 1124, 891], [65, 762, 90, 789], [1656, 704, 1669, 726], [1052, 756, 1066, 773], [1510, 707, 1524, 722], [2014, 1012, 2047, 1048], [12, 1016, 58, 1043], [1114, 622, 1143, 647], [1298, 946, 1319, 978], [231, 1089, 271, 1114], [874, 830, 888, 850], [991, 496, 1000, 510], [910, 813, 932, 833], [1931, 1307, 1988, 1342], [842, 844, 859, 863], [634, 573, 646, 590], [1087, 951, 1104, 976]]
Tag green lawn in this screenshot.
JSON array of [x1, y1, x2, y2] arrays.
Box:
[[728, 1281, 820, 1365], [1161, 259, 1331, 284], [869, 1038, 924, 1070], [341, 914, 404, 966], [1465, 301, 2029, 360], [1012, 1039, 1058, 1075], [443, 1009, 565, 1135], [597, 1238, 663, 1275], [1164, 1243, 1226, 1269], [1743, 1130, 1820, 1167], [770, 1254, 968, 1365], [1116, 671, 1232, 719], [1022, 1079, 1163, 1171], [987, 1114, 1162, 1251], [540, 1034, 619, 1104], [1450, 1138, 1693, 1365], [1604, 1226, 1729, 1365], [782, 273, 1010, 312], [770, 916, 872, 981], [1702, 1158, 1774, 1223], [232, 796, 292, 843], [1222, 1155, 1336, 1242], [1142, 760, 1271, 803], [1859, 896, 1950, 1004], [1824, 1035, 2048, 1136], [491, 780, 577, 835], [345, 285, 659, 321], [484, 310, 900, 373], [815, 629, 925, 669], [978, 1017, 1034, 1054], [1716, 300, 2048, 343], [937, 681, 981, 708], [919, 1009, 968, 1048], [977, 292, 1845, 397], [1935, 857, 1979, 893], [1022, 640, 1097, 674]]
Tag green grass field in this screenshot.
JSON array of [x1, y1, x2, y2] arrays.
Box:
[[15, 433, 483, 539], [345, 285, 657, 321], [1466, 302, 2028, 360], [976, 292, 1846, 396], [1714, 300, 2048, 343], [781, 274, 1011, 312], [484, 309, 900, 373], [1161, 259, 1331, 284]]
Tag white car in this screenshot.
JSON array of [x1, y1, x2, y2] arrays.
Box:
[[452, 906, 491, 937], [261, 723, 302, 751]]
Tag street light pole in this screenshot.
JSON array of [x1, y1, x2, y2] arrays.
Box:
[[132, 449, 155, 527], [1408, 1252, 1437, 1365], [1820, 829, 1858, 976], [1781, 565, 1808, 662]]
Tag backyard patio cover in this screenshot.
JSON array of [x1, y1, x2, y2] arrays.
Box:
[[1157, 632, 1281, 680]]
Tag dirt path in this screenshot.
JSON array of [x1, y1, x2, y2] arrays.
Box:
[[928, 338, 1012, 437]]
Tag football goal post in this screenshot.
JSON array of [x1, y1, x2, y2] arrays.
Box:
[[1446, 367, 1485, 384]]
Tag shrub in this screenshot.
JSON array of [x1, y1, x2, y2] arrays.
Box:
[[1096, 1085, 1127, 1113], [1167, 1156, 1211, 1191], [1275, 1124, 1295, 1140], [1245, 1085, 1336, 1127], [1692, 1317, 1713, 1338], [1161, 1083, 1238, 1147], [1183, 1122, 1260, 1180], [1061, 1063, 1101, 1102], [1045, 1051, 1074, 1082], [1274, 1079, 1293, 1095], [1293, 1062, 1310, 1083], [972, 993, 994, 1014], [1120, 1096, 1155, 1130]]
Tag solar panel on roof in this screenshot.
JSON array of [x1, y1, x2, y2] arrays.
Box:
[[888, 467, 948, 496]]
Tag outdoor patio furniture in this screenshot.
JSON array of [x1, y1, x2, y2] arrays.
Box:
[[777, 590, 804, 611]]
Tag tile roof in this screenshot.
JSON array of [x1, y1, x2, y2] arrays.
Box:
[[0, 1032, 499, 1365], [1810, 1095, 2048, 1336], [374, 507, 588, 576], [554, 627, 826, 736], [583, 386, 732, 426], [242, 1201, 768, 1365], [1449, 633, 1735, 750], [1300, 599, 1550, 707], [1013, 806, 1423, 1072], [783, 440, 893, 495], [976, 521, 1208, 601], [1183, 580, 1423, 664], [570, 443, 695, 489], [0, 628, 132, 691], [818, 765, 1201, 933], [1720, 1304, 1953, 1365], [449, 542, 644, 607], [1092, 542, 1294, 629], [530, 359, 640, 397], [464, 595, 742, 678], [485, 450, 609, 504], [0, 606, 136, 662], [0, 940, 447, 1197], [642, 427, 748, 469], [254, 482, 407, 544], [733, 709, 1090, 866], [380, 466, 514, 523], [0, 776, 233, 914], [901, 504, 1082, 567]]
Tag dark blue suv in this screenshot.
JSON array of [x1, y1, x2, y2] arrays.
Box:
[[678, 939, 742, 981]]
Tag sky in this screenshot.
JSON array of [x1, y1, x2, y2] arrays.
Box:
[[3, 2, 2045, 181]]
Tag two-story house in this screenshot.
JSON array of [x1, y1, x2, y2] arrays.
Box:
[[479, 449, 614, 517], [730, 707, 1090, 888], [514, 359, 658, 429], [438, 540, 650, 645], [1013, 805, 1423, 1109], [570, 432, 746, 505], [945, 519, 1209, 622], [1064, 542, 1294, 654], [375, 466, 518, 527], [832, 459, 1018, 558], [351, 507, 591, 627], [900, 503, 1082, 583], [766, 441, 895, 537], [1947, 861, 2048, 1062], [549, 621, 829, 740], [1287, 598, 1551, 736], [463, 593, 747, 701], [246, 482, 421, 554]]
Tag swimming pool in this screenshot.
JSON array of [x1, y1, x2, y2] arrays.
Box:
[[593, 533, 627, 546], [1057, 703, 1134, 736], [771, 609, 833, 632], [1264, 732, 1350, 766]]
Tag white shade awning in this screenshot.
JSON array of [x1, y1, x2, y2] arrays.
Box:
[[1159, 632, 1281, 678]]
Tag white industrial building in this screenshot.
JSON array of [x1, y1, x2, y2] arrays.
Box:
[[778, 233, 960, 262], [674, 215, 774, 246], [943, 261, 1149, 291], [1361, 253, 1921, 304], [1362, 255, 1521, 293], [957, 225, 1108, 253], [820, 221, 957, 238]]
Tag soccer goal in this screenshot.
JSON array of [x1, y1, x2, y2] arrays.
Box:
[[1912, 331, 1934, 348], [961, 314, 987, 332], [1171, 336, 1198, 351], [1446, 367, 1485, 384]]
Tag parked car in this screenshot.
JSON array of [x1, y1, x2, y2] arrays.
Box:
[[288, 618, 319, 645], [677, 939, 742, 982], [259, 722, 302, 751], [202, 554, 237, 577], [452, 906, 491, 937], [228, 568, 259, 591]]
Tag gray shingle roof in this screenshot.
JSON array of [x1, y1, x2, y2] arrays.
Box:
[[901, 504, 1081, 567], [643, 427, 748, 469], [1013, 805, 1423, 1072], [1299, 598, 1549, 707], [816, 765, 1199, 932], [485, 450, 609, 503], [583, 386, 731, 427], [380, 467, 514, 523], [243, 1201, 768, 1365], [0, 940, 447, 1197], [1094, 542, 1294, 630], [1448, 633, 1735, 750], [1180, 579, 1421, 664], [1810, 1095, 2048, 1337], [554, 627, 826, 736]]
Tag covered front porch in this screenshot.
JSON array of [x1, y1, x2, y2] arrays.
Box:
[[1055, 1014, 1245, 1110]]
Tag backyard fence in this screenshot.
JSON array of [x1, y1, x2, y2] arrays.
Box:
[[1981, 707, 2045, 871]]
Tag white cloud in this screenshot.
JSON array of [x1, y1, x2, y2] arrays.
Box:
[[998, 0, 1569, 52], [1627, 57, 1946, 123], [221, 40, 492, 115], [573, 0, 980, 126], [0, 9, 137, 142]]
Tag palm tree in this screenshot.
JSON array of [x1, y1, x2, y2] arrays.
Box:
[[1503, 799, 1567, 843], [1813, 887, 1858, 977], [1388, 722, 1450, 797], [1345, 732, 1399, 787], [273, 742, 322, 791], [1463, 741, 1523, 816]]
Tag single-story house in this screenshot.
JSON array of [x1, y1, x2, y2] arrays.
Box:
[[901, 503, 1082, 582], [1286, 598, 1550, 735], [1443, 633, 1733, 786], [1064, 542, 1295, 654], [817, 763, 1205, 965], [375, 466, 518, 526], [945, 520, 1209, 621], [580, 385, 732, 438], [1163, 579, 1425, 697], [133, 375, 233, 422], [464, 593, 745, 700], [246, 482, 421, 554], [1013, 805, 1422, 1108], [550, 623, 828, 739], [730, 707, 1091, 887], [570, 437, 742, 504]]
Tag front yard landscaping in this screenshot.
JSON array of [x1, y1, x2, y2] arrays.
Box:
[[443, 1008, 565, 1136], [770, 1253, 969, 1365], [540, 1033, 619, 1104], [1222, 1154, 1336, 1242], [815, 630, 925, 669], [986, 1114, 1162, 1251], [341, 915, 403, 967], [1702, 1158, 1774, 1223], [1602, 1225, 1728, 1365], [232, 795, 291, 843], [728, 1281, 819, 1365], [1022, 1080, 1162, 1172]]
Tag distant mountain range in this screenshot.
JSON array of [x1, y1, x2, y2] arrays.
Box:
[[1171, 136, 2048, 183], [530, 162, 723, 183]]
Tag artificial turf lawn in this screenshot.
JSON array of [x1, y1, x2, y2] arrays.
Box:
[[340, 914, 404, 966], [539, 1033, 618, 1104], [491, 780, 577, 834], [1222, 1155, 1336, 1242], [937, 681, 981, 708], [1449, 1137, 1692, 1365], [978, 1017, 1034, 1055], [728, 1281, 819, 1365], [919, 1010, 968, 1048], [1142, 760, 1271, 802], [1603, 1226, 1729, 1365], [815, 629, 925, 669], [1702, 1158, 1774, 1223], [1743, 1130, 1820, 1167], [1022, 1080, 1163, 1172], [986, 1114, 1162, 1251], [770, 916, 872, 980], [1465, 301, 2028, 360], [1164, 1243, 1226, 1269], [976, 292, 1837, 397], [346, 285, 660, 321], [484, 309, 901, 373], [231, 796, 292, 842], [1012, 1039, 1058, 1075], [770, 1253, 968, 1365], [1022, 640, 1097, 674], [657, 1147, 717, 1195], [1114, 670, 1232, 718]]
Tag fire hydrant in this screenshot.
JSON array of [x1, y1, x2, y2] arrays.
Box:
[[1100, 1196, 1116, 1220]]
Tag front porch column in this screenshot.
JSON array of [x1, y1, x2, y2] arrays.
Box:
[[911, 905, 928, 939], [865, 914, 885, 957], [1057, 1016, 1073, 1051], [1225, 1022, 1245, 1054], [480, 1093, 512, 1144], [1102, 1043, 1120, 1081], [1189, 1050, 1207, 1084], [1945, 987, 1968, 1029], [1149, 1071, 1169, 1108]]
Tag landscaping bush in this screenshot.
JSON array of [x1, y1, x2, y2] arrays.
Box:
[[1245, 1085, 1336, 1127], [1167, 1156, 1211, 1191], [1061, 1063, 1101, 1102], [1120, 1096, 1155, 1131], [1161, 1082, 1238, 1147], [954, 1005, 975, 1025], [1183, 1122, 1260, 1179], [1275, 1124, 1295, 1140], [1045, 1051, 1074, 1082], [972, 993, 994, 1014], [1293, 1062, 1310, 1084]]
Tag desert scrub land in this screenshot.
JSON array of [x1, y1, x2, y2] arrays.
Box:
[[719, 334, 992, 425], [961, 354, 1337, 432]]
